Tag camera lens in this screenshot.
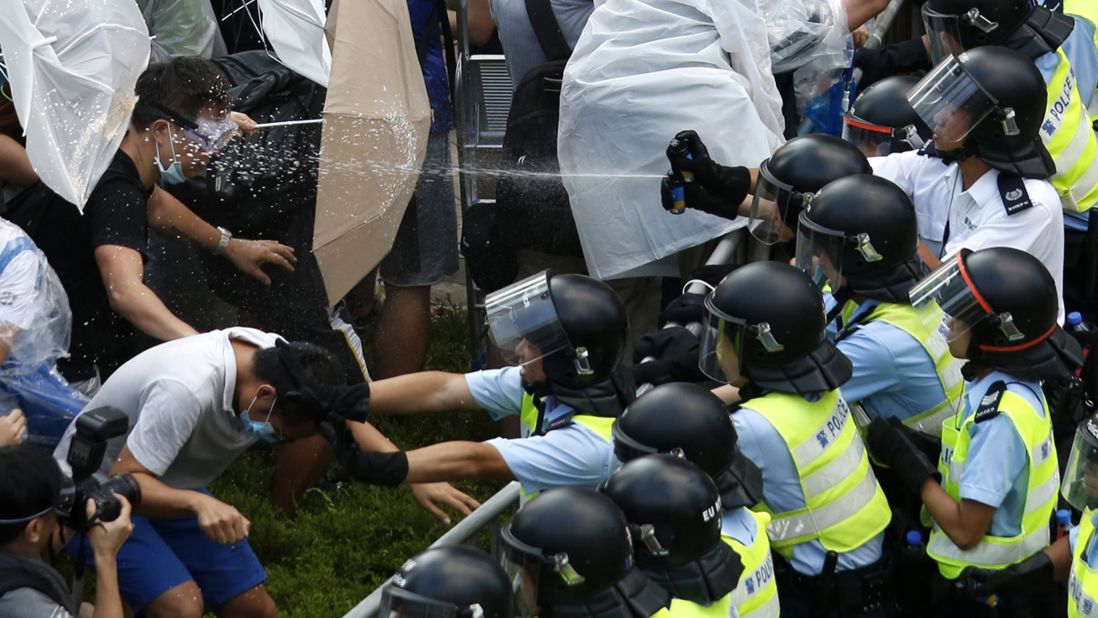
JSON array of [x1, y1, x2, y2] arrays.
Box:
[[94, 474, 142, 523]]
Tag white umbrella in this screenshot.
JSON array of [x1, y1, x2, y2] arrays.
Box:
[[243, 0, 331, 87], [0, 0, 149, 209]]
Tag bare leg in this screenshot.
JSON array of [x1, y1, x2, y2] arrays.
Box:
[[214, 584, 277, 618], [271, 434, 334, 516], [142, 581, 204, 618], [374, 284, 431, 379]]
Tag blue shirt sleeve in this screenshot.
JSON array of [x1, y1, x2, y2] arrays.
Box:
[[1064, 17, 1098, 109], [836, 327, 903, 405], [464, 367, 525, 420], [485, 424, 618, 493], [957, 414, 1028, 509]]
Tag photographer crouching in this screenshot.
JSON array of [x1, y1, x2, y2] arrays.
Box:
[[0, 443, 135, 618]]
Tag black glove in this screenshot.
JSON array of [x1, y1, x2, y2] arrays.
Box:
[[853, 38, 932, 91], [665, 130, 752, 205], [633, 327, 704, 386], [866, 416, 939, 492], [659, 292, 707, 327], [286, 382, 371, 423], [955, 551, 1054, 597]]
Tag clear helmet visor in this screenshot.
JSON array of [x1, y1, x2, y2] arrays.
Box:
[[842, 117, 923, 157], [794, 213, 848, 290], [748, 162, 802, 246], [500, 524, 588, 617], [921, 7, 967, 64], [379, 587, 480, 618], [485, 271, 572, 367], [909, 252, 990, 343], [1062, 416, 1098, 512], [698, 310, 746, 383], [908, 54, 998, 147]]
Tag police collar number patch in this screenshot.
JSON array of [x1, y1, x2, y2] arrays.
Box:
[[998, 174, 1034, 216], [974, 381, 1007, 423]]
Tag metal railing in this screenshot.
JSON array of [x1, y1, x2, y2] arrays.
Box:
[[342, 482, 522, 618]]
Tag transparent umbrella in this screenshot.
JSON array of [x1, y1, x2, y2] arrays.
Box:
[[0, 0, 149, 209]]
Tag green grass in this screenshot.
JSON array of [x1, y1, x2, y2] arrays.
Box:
[[206, 302, 502, 617]]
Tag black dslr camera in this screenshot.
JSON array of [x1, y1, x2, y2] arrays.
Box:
[[63, 407, 141, 531]]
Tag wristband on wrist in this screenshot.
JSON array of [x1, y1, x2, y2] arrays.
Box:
[[214, 226, 233, 256]]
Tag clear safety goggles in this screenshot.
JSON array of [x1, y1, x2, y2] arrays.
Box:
[[698, 296, 785, 382], [909, 251, 1027, 345], [181, 115, 240, 154], [841, 116, 924, 157], [379, 585, 486, 618], [148, 101, 240, 154], [922, 5, 999, 64], [908, 54, 1017, 146], [484, 271, 574, 368], [794, 212, 885, 290], [747, 161, 809, 245], [500, 524, 588, 617], [1062, 415, 1098, 512]]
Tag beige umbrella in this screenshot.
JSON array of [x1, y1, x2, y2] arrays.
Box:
[[313, 0, 431, 304]]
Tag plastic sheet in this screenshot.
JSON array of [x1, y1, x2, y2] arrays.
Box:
[[766, 0, 852, 74], [138, 0, 228, 62], [0, 222, 72, 375], [0, 220, 84, 448], [558, 0, 785, 279]]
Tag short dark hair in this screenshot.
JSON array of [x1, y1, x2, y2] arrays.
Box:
[[254, 341, 346, 424], [0, 445, 62, 545], [131, 56, 232, 129]]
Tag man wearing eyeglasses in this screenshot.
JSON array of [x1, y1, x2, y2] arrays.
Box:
[[84, 56, 297, 353]]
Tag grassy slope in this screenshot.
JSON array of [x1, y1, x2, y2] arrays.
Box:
[[208, 304, 501, 617]]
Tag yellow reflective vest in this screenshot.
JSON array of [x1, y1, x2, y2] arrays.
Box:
[[927, 385, 1059, 580], [839, 300, 965, 437], [668, 594, 732, 618], [744, 389, 892, 557], [1040, 46, 1098, 212], [1070, 508, 1098, 617], [726, 510, 780, 617]]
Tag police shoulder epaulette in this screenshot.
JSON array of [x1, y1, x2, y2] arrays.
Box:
[[998, 174, 1034, 216], [974, 381, 1008, 423]]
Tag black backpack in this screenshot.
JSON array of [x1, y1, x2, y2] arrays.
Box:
[[495, 0, 584, 257], [462, 0, 584, 292]]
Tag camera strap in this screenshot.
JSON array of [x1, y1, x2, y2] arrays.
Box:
[[69, 534, 88, 609]]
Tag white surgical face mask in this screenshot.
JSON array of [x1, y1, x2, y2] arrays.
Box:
[[154, 126, 187, 185]]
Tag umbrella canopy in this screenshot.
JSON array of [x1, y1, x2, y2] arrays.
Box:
[[313, 0, 431, 305], [0, 0, 149, 209], [257, 0, 331, 87]]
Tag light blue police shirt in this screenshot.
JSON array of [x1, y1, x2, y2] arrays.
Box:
[[465, 366, 620, 493], [949, 371, 1047, 537], [732, 403, 885, 575], [826, 297, 951, 424], [1035, 17, 1098, 231]]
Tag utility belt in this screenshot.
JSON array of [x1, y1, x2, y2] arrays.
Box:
[[773, 550, 895, 615]]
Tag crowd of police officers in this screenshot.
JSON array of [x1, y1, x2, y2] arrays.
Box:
[[349, 0, 1098, 616]]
